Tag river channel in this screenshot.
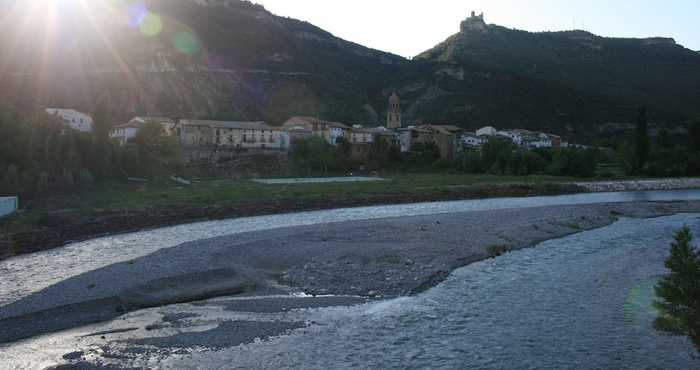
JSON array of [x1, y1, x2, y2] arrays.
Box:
[[1, 190, 699, 368]]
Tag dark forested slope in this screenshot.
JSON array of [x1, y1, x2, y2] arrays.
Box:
[[1, 1, 699, 135]]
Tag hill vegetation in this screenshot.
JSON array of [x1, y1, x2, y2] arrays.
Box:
[[398, 24, 700, 135], [1, 0, 698, 137], [0, 0, 403, 125]]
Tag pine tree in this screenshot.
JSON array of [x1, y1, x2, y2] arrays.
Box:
[[91, 93, 112, 142], [687, 120, 700, 154], [89, 93, 113, 180], [634, 105, 649, 174], [653, 226, 700, 353]]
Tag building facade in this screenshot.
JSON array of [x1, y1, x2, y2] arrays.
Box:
[[178, 120, 283, 151], [46, 108, 92, 132], [110, 117, 177, 146], [282, 117, 349, 145]]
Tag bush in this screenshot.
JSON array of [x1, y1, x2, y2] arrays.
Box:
[[456, 150, 485, 174]]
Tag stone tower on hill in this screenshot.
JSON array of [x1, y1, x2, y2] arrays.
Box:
[[387, 91, 401, 129], [460, 11, 487, 33]]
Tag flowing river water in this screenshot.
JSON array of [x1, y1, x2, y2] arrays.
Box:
[[1, 190, 700, 368]]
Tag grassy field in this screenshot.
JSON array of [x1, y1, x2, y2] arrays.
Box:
[[0, 173, 585, 233]]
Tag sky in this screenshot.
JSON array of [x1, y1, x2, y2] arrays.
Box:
[[253, 0, 700, 58]]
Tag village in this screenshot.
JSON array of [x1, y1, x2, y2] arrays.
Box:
[[46, 92, 571, 166]]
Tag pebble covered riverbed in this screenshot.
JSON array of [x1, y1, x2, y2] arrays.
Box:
[[0, 190, 699, 368]]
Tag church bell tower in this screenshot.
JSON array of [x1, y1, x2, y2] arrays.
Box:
[[387, 91, 401, 129]]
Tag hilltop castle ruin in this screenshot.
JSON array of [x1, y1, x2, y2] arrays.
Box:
[[460, 11, 487, 32]]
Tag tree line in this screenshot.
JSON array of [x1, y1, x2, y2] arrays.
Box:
[[0, 95, 181, 201], [292, 106, 700, 178]]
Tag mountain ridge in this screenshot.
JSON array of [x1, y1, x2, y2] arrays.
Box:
[[1, 0, 698, 137]]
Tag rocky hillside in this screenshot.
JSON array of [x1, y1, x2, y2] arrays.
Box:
[[1, 1, 699, 136], [0, 0, 404, 124], [388, 15, 700, 135]]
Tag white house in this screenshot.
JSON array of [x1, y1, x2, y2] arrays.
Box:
[[133, 116, 177, 135], [522, 136, 552, 148], [0, 196, 18, 218], [475, 126, 497, 137], [497, 129, 534, 146], [462, 132, 488, 147], [397, 127, 413, 152], [538, 132, 564, 147], [329, 122, 349, 145], [282, 117, 350, 145], [111, 119, 144, 146], [110, 117, 177, 146], [45, 108, 93, 132]]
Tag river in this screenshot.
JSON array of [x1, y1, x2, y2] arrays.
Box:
[[1, 190, 699, 368]]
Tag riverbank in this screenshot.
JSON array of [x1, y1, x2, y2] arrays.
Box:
[[3, 177, 699, 262], [1, 196, 699, 354], [0, 182, 586, 261]]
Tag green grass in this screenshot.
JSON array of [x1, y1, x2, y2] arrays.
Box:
[[0, 173, 579, 233]]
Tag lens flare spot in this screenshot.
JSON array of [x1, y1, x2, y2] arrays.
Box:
[[624, 277, 660, 327], [173, 31, 200, 55], [139, 13, 163, 36], [126, 3, 147, 28]]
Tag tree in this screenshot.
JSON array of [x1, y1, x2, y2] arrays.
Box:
[[91, 93, 112, 142], [292, 136, 341, 173], [687, 120, 700, 154], [89, 93, 113, 181], [456, 150, 485, 174], [545, 146, 598, 177], [653, 226, 700, 354], [130, 120, 167, 150], [656, 128, 674, 150], [481, 137, 513, 174], [634, 105, 649, 174], [369, 132, 389, 169]]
